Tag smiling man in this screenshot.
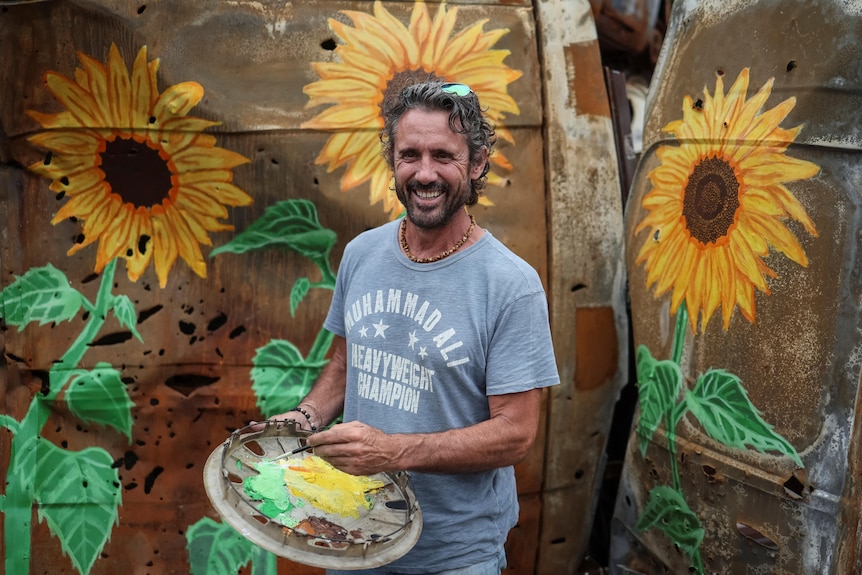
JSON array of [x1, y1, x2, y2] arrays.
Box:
[[271, 82, 560, 575]]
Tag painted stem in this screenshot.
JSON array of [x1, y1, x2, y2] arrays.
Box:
[[3, 260, 117, 575], [667, 301, 704, 575]]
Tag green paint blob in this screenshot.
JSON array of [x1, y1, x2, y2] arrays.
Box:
[[244, 461, 301, 527]]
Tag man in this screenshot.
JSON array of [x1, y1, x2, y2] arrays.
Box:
[[273, 82, 559, 575]]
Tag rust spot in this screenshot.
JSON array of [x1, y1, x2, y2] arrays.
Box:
[[563, 41, 611, 117], [574, 307, 618, 390]]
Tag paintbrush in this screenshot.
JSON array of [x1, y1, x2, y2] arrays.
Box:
[[269, 443, 313, 462]]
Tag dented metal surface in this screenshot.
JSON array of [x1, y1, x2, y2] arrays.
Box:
[[612, 0, 862, 573]]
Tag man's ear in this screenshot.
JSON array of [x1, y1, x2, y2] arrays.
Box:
[[470, 146, 489, 180]]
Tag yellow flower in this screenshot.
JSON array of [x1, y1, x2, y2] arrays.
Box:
[[27, 44, 252, 288], [302, 0, 522, 217], [634, 68, 819, 331]]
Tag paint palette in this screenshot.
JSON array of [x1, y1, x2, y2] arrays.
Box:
[[203, 420, 422, 569]]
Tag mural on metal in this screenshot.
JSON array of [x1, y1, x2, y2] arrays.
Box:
[[1, 2, 523, 574], [631, 68, 817, 574]]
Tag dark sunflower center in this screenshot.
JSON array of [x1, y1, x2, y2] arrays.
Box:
[[682, 156, 740, 245], [101, 137, 173, 209]]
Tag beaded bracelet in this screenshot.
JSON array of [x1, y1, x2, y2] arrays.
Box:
[[294, 406, 318, 431]]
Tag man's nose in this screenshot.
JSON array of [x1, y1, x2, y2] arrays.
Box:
[[414, 156, 437, 183]]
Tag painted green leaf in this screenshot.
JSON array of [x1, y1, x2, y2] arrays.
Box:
[[685, 369, 803, 467], [635, 345, 684, 457], [210, 199, 336, 260], [186, 517, 255, 575], [34, 441, 121, 575], [111, 294, 142, 341], [637, 485, 704, 556], [290, 276, 310, 317], [251, 339, 327, 418], [0, 264, 83, 328], [66, 363, 135, 441]]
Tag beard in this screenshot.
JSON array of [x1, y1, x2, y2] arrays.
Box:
[[396, 178, 469, 230]]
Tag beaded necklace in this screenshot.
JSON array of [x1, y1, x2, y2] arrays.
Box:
[[400, 215, 476, 263]]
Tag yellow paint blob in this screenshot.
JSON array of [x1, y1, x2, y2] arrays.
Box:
[[281, 455, 384, 518]]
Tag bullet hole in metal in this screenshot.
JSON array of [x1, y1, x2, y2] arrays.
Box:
[[89, 331, 134, 346], [126, 248, 134, 257], [136, 439, 146, 446], [625, 495, 632, 506], [6, 352, 26, 364], [56, 191, 65, 200], [550, 537, 566, 545], [124, 482, 138, 491], [33, 370, 50, 395], [271, 158, 279, 165], [215, 348, 224, 358], [75, 233, 86, 244], [44, 151, 53, 165], [148, 116, 156, 124], [193, 408, 204, 423], [229, 325, 246, 339], [575, 469, 584, 480], [164, 373, 220, 396], [82, 272, 100, 284], [680, 452, 687, 464], [122, 376, 135, 385], [693, 98, 703, 110], [158, 349, 165, 356], [321, 38, 337, 51], [138, 235, 150, 254], [571, 283, 587, 292], [111, 450, 138, 470], [60, 176, 70, 186], [787, 60, 797, 72], [179, 320, 196, 335], [137, 4, 146, 14], [736, 522, 778, 550], [61, 440, 68, 448], [208, 312, 228, 332], [150, 398, 159, 406], [138, 304, 163, 324], [702, 464, 716, 476], [186, 463, 195, 469], [314, 177, 320, 185], [653, 229, 660, 241], [385, 500, 408, 510], [716, 68, 724, 76], [783, 474, 805, 500], [82, 480, 88, 488], [144, 466, 164, 494], [143, 350, 151, 356]]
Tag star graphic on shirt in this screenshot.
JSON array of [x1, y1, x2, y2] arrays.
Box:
[[418, 346, 428, 359], [358, 325, 369, 338], [372, 319, 389, 338], [408, 330, 419, 350]]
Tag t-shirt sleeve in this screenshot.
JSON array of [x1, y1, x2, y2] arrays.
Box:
[[485, 290, 560, 395], [323, 247, 349, 338]]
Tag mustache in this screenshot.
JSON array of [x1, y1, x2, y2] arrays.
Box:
[[406, 180, 448, 195]]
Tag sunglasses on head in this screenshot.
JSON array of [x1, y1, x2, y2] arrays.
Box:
[[441, 83, 473, 97]]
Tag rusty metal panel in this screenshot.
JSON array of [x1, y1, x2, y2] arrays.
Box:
[[0, 0, 626, 574], [535, 1, 629, 573], [612, 0, 862, 573]]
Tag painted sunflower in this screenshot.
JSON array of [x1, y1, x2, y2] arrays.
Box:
[[634, 68, 819, 332], [302, 0, 522, 217], [27, 44, 252, 288]]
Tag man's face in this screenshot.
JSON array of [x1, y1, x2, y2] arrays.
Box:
[[392, 108, 486, 230]]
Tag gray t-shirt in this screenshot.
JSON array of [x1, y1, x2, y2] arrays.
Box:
[[324, 218, 559, 572]]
